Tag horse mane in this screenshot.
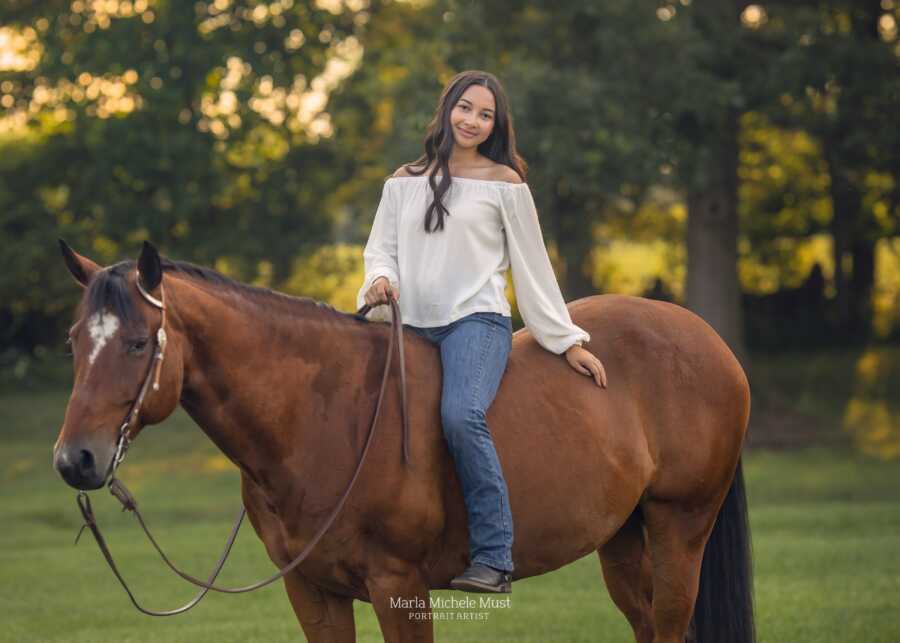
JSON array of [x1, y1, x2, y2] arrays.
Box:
[[82, 261, 142, 325], [81, 258, 364, 326]]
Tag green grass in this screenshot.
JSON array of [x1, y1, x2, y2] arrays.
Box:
[[2, 388, 899, 642]]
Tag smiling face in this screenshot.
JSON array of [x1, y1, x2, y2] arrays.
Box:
[[449, 84, 496, 151]]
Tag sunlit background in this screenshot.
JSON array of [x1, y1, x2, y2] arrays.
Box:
[[4, 0, 898, 454], [1, 3, 899, 640]]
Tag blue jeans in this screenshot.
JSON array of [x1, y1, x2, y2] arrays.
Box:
[[405, 311, 514, 572]]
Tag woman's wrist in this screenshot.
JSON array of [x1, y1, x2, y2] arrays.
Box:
[[565, 341, 584, 354]]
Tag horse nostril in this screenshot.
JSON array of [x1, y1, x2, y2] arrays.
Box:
[[79, 449, 95, 473], [55, 444, 106, 490]]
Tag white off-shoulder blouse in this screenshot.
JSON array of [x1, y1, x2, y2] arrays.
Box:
[[356, 175, 590, 355]]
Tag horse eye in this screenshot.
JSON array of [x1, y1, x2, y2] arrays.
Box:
[[127, 339, 149, 354]]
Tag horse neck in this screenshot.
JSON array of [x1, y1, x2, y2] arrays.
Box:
[[167, 275, 370, 494]]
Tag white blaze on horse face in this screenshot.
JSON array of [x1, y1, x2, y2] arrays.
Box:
[[87, 311, 121, 366]]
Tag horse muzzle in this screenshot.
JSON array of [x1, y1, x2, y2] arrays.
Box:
[[53, 437, 114, 490]]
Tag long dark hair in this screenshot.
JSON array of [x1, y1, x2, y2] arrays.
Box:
[[403, 70, 528, 233]]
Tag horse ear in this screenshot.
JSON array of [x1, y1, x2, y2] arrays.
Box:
[[137, 241, 163, 291], [59, 239, 100, 288]]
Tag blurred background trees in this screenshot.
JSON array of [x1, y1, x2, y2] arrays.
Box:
[[1, 0, 898, 376]]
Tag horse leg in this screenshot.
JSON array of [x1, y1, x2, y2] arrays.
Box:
[[598, 510, 654, 643], [365, 562, 433, 643], [283, 571, 356, 643], [642, 499, 718, 643]]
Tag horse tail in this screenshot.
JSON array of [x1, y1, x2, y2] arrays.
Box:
[[690, 458, 755, 643]]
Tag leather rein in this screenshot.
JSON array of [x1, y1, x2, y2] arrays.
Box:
[[74, 274, 409, 616]]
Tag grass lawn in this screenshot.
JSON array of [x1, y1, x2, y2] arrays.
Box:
[[2, 387, 899, 642]]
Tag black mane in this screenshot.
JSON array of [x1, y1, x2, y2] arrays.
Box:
[[82, 258, 362, 325]]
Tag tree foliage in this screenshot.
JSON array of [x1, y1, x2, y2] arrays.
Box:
[[1, 0, 898, 367], [1, 0, 365, 354]]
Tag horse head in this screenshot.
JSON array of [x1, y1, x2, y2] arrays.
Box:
[[53, 240, 184, 489]]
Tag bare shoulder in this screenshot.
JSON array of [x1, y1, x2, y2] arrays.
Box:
[[392, 163, 429, 178], [488, 164, 524, 184]]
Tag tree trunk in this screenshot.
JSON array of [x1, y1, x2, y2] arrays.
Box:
[[822, 0, 882, 342], [826, 142, 855, 335], [825, 135, 875, 343], [850, 236, 876, 340], [685, 109, 747, 367], [682, 1, 748, 367]]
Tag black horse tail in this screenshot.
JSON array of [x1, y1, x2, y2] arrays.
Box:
[[690, 458, 755, 643]]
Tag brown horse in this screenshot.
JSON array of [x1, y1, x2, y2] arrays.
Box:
[[54, 241, 754, 643]]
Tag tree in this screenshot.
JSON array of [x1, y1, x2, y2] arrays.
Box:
[[372, 1, 679, 301], [767, 0, 900, 340], [0, 0, 366, 354]]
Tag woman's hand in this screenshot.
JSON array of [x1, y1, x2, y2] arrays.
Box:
[[565, 345, 608, 388], [364, 276, 400, 307]]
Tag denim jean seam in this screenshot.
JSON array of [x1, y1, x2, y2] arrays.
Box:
[[468, 323, 491, 562], [498, 327, 513, 566], [468, 321, 494, 416], [468, 323, 515, 569]]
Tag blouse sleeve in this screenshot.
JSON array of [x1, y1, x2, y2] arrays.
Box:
[[356, 180, 400, 321], [499, 183, 591, 354]]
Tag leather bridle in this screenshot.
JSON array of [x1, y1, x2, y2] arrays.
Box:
[[74, 272, 409, 616], [104, 271, 168, 483]]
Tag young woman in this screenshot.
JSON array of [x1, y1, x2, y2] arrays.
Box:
[[357, 70, 607, 593]]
